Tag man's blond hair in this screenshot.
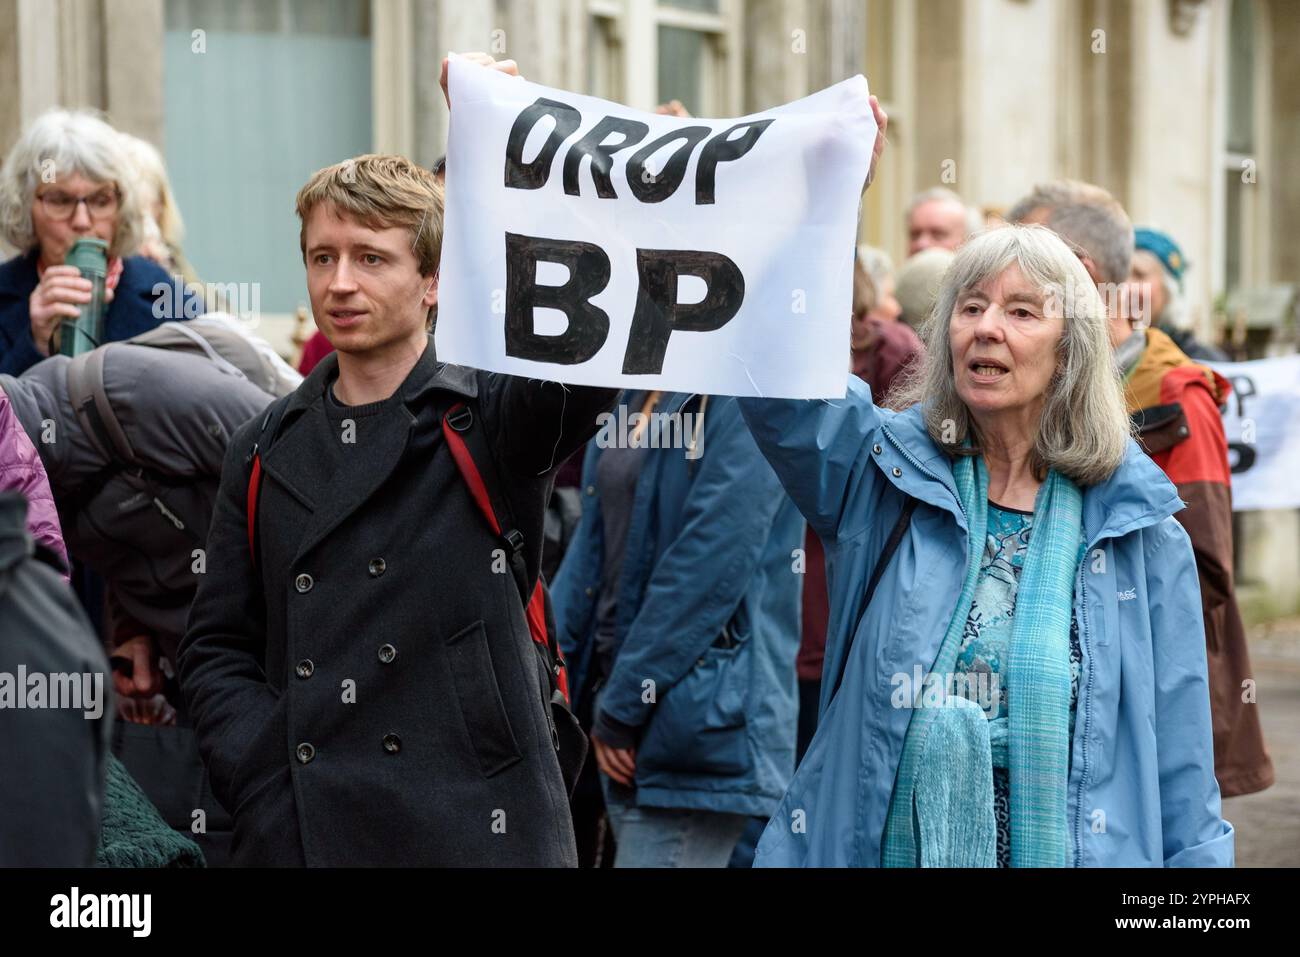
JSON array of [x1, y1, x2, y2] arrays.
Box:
[[296, 154, 444, 278]]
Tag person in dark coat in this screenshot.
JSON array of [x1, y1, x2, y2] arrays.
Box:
[[1, 336, 281, 865], [0, 109, 201, 376], [0, 492, 112, 866], [179, 133, 616, 865]]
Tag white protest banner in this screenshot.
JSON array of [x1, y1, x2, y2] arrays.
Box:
[[436, 56, 876, 399], [1209, 354, 1300, 511]]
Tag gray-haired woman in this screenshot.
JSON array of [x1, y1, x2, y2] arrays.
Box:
[[742, 223, 1232, 866], [0, 109, 197, 375]]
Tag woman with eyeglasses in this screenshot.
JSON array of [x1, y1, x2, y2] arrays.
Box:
[[0, 109, 199, 375]]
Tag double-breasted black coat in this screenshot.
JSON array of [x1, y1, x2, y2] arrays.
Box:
[[179, 337, 616, 866]]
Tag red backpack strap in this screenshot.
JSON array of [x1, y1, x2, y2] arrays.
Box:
[[441, 401, 569, 704], [243, 404, 285, 569], [246, 446, 263, 565]]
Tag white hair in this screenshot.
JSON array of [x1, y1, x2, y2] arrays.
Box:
[[890, 224, 1132, 486], [0, 108, 144, 258]]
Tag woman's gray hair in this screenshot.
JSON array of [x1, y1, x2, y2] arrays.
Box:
[[889, 223, 1132, 486], [0, 108, 143, 258]]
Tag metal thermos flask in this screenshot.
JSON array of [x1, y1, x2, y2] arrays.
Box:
[[60, 237, 109, 356]]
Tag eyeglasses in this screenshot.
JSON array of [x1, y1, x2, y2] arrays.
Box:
[[35, 188, 120, 222]]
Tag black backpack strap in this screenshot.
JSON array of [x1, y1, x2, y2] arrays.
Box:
[[828, 495, 917, 701]]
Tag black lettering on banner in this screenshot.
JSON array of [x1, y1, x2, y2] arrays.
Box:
[[1228, 374, 1256, 418], [626, 126, 712, 203], [504, 98, 583, 190], [563, 116, 650, 199], [504, 232, 611, 364], [1226, 374, 1257, 474], [623, 249, 745, 375], [695, 119, 775, 205], [1228, 442, 1256, 474]]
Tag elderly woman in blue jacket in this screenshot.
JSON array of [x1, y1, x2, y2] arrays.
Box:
[[0, 109, 193, 375], [742, 224, 1232, 867], [552, 392, 804, 867]]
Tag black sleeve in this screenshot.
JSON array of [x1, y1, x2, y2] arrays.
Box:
[[484, 374, 619, 477], [176, 415, 280, 812]]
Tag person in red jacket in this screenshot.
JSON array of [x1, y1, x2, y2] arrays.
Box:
[[1009, 179, 1273, 797]]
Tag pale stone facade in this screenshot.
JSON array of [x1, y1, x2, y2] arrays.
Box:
[[1, 0, 1296, 618]]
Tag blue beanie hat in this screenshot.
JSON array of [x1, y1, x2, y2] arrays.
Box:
[[1134, 227, 1185, 289]]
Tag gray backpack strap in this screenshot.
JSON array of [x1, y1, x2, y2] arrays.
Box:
[[66, 344, 137, 466]]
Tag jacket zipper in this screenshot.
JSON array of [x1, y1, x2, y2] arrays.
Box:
[[882, 426, 968, 525], [1072, 557, 1093, 867]]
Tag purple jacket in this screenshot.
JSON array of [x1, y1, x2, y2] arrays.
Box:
[[0, 383, 67, 573]]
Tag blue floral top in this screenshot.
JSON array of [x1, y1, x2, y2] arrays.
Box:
[[953, 502, 1083, 868]]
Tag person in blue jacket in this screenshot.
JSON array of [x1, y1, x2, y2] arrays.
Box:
[[552, 391, 804, 867], [740, 224, 1233, 867], [0, 109, 194, 375]]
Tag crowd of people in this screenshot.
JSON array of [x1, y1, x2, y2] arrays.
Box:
[[0, 52, 1269, 868]]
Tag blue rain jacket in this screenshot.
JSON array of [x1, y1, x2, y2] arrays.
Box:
[[552, 393, 804, 817], [740, 378, 1234, 867]]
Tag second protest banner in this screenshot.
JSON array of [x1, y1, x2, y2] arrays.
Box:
[[436, 56, 876, 399]]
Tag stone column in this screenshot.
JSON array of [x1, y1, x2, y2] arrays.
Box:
[[103, 0, 164, 145]]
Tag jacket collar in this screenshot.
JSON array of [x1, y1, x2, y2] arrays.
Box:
[[281, 332, 477, 419], [879, 403, 1183, 545], [1079, 438, 1184, 545], [261, 333, 480, 563], [0, 250, 39, 298]]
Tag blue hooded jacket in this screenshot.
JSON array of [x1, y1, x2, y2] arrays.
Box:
[[552, 392, 805, 817], [740, 378, 1234, 867]]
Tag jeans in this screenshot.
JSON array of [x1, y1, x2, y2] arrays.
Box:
[[599, 771, 749, 868]]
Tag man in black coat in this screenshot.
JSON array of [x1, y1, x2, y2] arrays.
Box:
[[179, 98, 616, 863]]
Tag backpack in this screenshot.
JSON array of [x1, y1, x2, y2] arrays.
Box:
[[63, 319, 294, 536], [244, 397, 589, 797], [123, 316, 302, 399]]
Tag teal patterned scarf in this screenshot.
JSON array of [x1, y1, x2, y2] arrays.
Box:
[[882, 454, 1081, 867]]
